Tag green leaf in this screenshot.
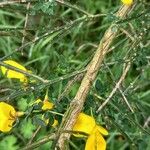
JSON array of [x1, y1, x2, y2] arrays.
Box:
[[95, 79, 102, 91], [20, 119, 36, 139], [33, 116, 47, 127], [33, 0, 57, 15], [0, 135, 19, 150], [17, 98, 28, 111]]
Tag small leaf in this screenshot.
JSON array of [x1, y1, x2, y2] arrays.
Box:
[[47, 115, 54, 126], [33, 102, 43, 110], [17, 98, 28, 111], [20, 119, 36, 139], [95, 79, 102, 91], [33, 0, 57, 15], [0, 135, 19, 150], [33, 116, 47, 127], [111, 25, 118, 33]]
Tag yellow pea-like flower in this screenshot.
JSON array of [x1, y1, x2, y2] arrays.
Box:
[[121, 0, 133, 5], [0, 102, 24, 132], [0, 60, 28, 83], [34, 91, 58, 127], [44, 117, 58, 127], [35, 99, 54, 111], [73, 113, 96, 137], [85, 128, 106, 150], [73, 113, 108, 150], [52, 119, 58, 127], [34, 91, 54, 111]]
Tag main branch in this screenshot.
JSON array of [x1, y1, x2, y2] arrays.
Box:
[[55, 4, 135, 150]]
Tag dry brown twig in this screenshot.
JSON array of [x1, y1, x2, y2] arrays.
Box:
[[97, 62, 131, 112], [22, 133, 56, 150], [0, 0, 92, 16], [102, 61, 134, 112], [27, 126, 41, 145], [144, 116, 150, 128], [21, 2, 31, 47], [0, 0, 27, 7], [55, 4, 136, 150]]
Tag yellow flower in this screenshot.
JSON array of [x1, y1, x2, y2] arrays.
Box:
[[85, 126, 107, 150], [0, 102, 24, 132], [121, 0, 133, 5], [34, 92, 54, 111], [73, 113, 108, 150], [73, 113, 96, 137], [52, 119, 58, 127], [35, 99, 54, 110], [44, 117, 58, 127], [34, 91, 58, 127], [0, 60, 28, 83]]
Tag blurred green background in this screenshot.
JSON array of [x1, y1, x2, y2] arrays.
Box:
[[0, 0, 149, 149]]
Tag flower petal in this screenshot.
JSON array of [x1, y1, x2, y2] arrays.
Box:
[[34, 92, 54, 111], [1, 60, 28, 82], [0, 102, 16, 118], [85, 129, 106, 150], [73, 113, 96, 137], [0, 102, 16, 132], [52, 119, 58, 127], [96, 125, 108, 136], [121, 0, 133, 5], [42, 101, 54, 110], [0, 117, 15, 132], [34, 99, 42, 103]]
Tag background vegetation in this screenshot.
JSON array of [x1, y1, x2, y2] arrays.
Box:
[[0, 0, 149, 150]]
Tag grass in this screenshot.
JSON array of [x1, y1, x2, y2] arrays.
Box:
[[0, 0, 149, 150]]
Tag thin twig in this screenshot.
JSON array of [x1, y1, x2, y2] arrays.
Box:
[[22, 133, 56, 150], [97, 62, 131, 112], [55, 0, 92, 16], [103, 61, 134, 112], [21, 2, 30, 47], [76, 43, 98, 54], [0, 16, 85, 61], [0, 69, 86, 101], [27, 126, 41, 145], [0, 0, 91, 16], [0, 14, 105, 61], [144, 116, 150, 128], [0, 0, 31, 7], [118, 88, 134, 113]]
